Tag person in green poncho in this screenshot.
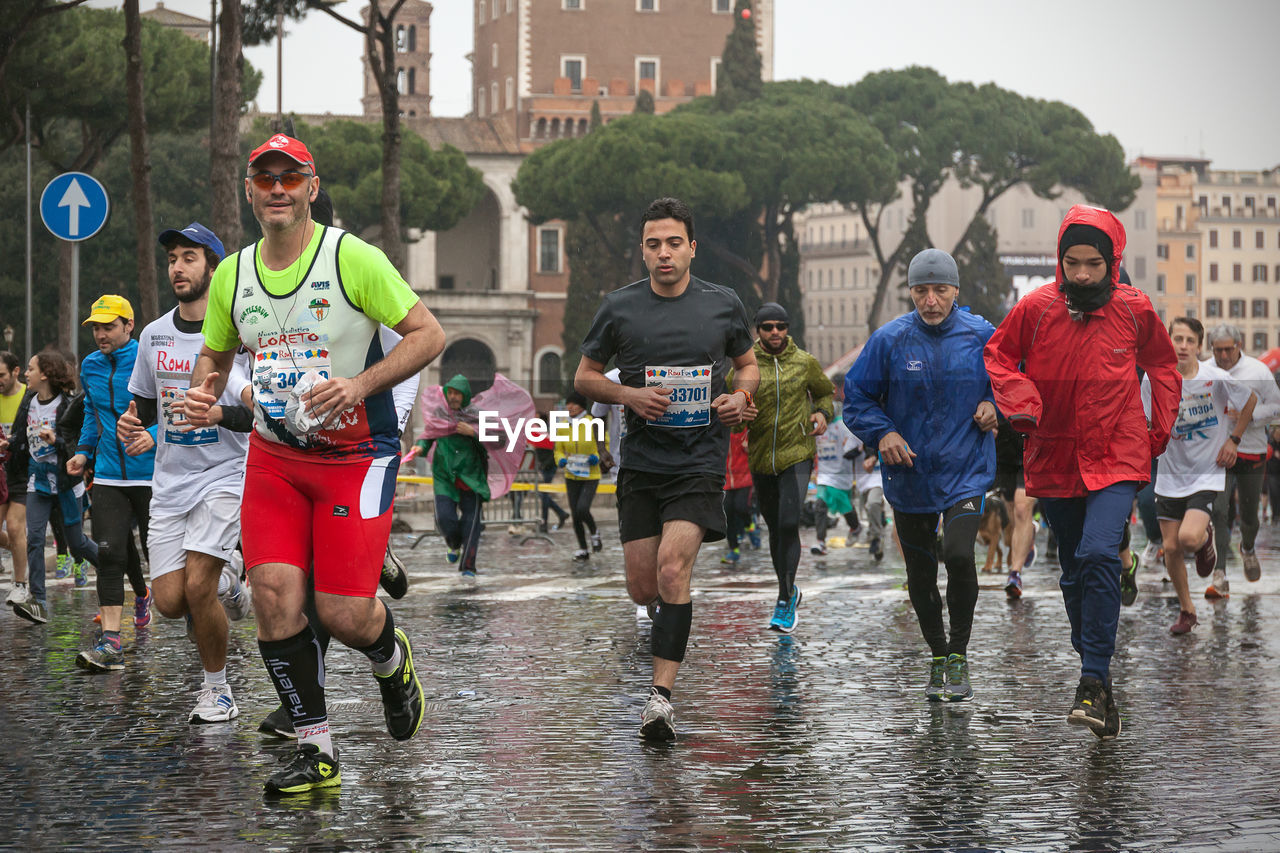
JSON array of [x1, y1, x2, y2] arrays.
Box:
[[415, 374, 489, 577]]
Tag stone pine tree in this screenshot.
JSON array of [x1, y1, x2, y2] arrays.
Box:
[[123, 0, 158, 327], [715, 0, 761, 109], [953, 216, 1012, 325]]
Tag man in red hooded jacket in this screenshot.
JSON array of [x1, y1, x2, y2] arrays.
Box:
[[985, 205, 1181, 740]]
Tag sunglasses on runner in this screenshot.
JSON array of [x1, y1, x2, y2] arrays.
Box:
[[249, 170, 313, 191], [758, 322, 788, 332]]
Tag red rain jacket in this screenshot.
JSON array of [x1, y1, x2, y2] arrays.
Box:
[[724, 429, 753, 491], [984, 205, 1181, 498]]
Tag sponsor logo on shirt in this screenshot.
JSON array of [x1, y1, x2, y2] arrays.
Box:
[[906, 360, 923, 371], [149, 334, 175, 347], [311, 280, 331, 291], [309, 298, 331, 321], [333, 505, 349, 517], [242, 287, 254, 298], [239, 305, 269, 325], [155, 350, 193, 373]]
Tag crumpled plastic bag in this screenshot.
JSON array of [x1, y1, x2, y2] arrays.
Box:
[[284, 369, 330, 436]]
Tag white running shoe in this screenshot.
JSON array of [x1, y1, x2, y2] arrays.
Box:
[[218, 562, 253, 622], [1140, 541, 1161, 571], [189, 683, 240, 724], [5, 584, 30, 607], [639, 690, 676, 741]]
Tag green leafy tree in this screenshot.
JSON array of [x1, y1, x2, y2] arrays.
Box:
[[634, 88, 655, 115], [589, 100, 602, 131], [250, 117, 484, 239], [715, 0, 761, 109], [953, 217, 1011, 325], [3, 7, 223, 348]]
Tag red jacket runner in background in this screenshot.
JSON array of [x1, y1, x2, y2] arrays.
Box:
[[984, 205, 1182, 498], [724, 429, 753, 491]]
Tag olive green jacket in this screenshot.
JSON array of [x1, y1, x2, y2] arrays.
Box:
[[742, 338, 834, 475]]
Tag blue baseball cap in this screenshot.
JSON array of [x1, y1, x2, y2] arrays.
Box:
[[158, 222, 226, 261]]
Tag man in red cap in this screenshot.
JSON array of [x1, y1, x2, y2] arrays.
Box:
[[186, 134, 446, 794]]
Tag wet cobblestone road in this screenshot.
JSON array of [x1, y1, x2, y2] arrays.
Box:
[[5, 521, 1280, 851]]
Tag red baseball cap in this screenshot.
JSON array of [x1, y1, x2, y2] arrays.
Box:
[[247, 134, 315, 171]]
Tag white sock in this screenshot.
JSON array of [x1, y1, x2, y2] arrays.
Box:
[[297, 721, 334, 757], [203, 667, 227, 687], [372, 644, 403, 677]]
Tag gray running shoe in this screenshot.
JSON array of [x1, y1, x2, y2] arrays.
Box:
[[944, 653, 973, 702], [925, 656, 946, 702], [77, 636, 125, 671], [639, 690, 676, 741], [1242, 548, 1262, 582], [11, 598, 48, 624], [189, 683, 239, 724]]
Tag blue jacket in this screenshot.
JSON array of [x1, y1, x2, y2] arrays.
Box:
[[843, 306, 996, 513], [77, 339, 156, 483]]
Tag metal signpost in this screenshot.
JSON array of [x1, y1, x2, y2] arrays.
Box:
[[39, 172, 110, 363]]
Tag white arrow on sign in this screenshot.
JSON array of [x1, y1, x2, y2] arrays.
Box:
[[57, 177, 90, 238]]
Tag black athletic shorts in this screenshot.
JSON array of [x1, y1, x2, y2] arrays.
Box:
[[992, 467, 1025, 502], [616, 469, 726, 544], [1155, 490, 1216, 521]]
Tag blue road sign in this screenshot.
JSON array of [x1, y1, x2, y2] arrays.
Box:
[[39, 172, 110, 242]]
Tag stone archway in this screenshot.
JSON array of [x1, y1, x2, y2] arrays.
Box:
[[438, 338, 497, 395]]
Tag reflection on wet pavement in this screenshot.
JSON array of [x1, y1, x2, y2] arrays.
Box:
[[4, 523, 1280, 850]]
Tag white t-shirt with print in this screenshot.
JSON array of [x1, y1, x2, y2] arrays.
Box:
[[815, 419, 856, 491], [129, 309, 252, 517], [1144, 361, 1252, 498]]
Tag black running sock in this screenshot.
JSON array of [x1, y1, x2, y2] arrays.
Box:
[[356, 603, 400, 672], [651, 685, 672, 700], [651, 599, 693, 663], [258, 625, 328, 733]]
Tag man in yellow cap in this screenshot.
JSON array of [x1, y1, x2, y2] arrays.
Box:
[[69, 294, 158, 672]]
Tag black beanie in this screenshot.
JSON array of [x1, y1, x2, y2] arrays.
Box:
[[1058, 223, 1114, 276], [754, 302, 789, 326]]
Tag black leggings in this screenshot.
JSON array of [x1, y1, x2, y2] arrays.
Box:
[[538, 467, 569, 526], [565, 479, 599, 550], [724, 486, 752, 550], [754, 460, 812, 602], [90, 484, 151, 607], [895, 495, 983, 658]]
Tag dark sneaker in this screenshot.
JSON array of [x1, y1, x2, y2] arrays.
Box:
[[1004, 570, 1022, 600], [379, 544, 409, 600], [1093, 688, 1122, 741], [747, 525, 762, 550], [264, 744, 341, 795], [1242, 548, 1262, 582], [11, 598, 49, 625], [375, 628, 424, 741], [639, 689, 676, 741], [925, 656, 946, 702], [1067, 676, 1108, 732], [1120, 552, 1139, 606], [870, 538, 883, 561], [258, 705, 298, 739], [1194, 534, 1217, 578], [720, 547, 740, 565], [571, 549, 590, 561], [590, 532, 603, 552], [944, 653, 973, 702], [133, 586, 153, 628], [1170, 609, 1198, 635], [77, 636, 124, 671]]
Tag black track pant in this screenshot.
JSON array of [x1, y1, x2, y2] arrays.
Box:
[[724, 486, 752, 550], [753, 460, 812, 602], [565, 479, 599, 550], [90, 484, 150, 607], [894, 495, 983, 658]]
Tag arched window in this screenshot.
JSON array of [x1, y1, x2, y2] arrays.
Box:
[[538, 352, 563, 396], [535, 117, 547, 138], [396, 25, 406, 52], [550, 118, 561, 137], [397, 68, 406, 95], [408, 68, 416, 94], [408, 25, 416, 52]]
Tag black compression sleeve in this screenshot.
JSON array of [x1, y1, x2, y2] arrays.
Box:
[[219, 404, 254, 433], [133, 396, 158, 428]]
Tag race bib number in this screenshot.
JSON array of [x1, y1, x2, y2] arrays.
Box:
[[159, 379, 218, 447], [254, 347, 332, 420], [645, 365, 712, 428], [565, 454, 591, 478]]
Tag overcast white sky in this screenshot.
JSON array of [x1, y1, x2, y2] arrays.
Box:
[[123, 0, 1278, 169]]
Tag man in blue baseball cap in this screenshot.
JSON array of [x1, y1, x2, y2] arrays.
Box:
[[114, 221, 258, 725]]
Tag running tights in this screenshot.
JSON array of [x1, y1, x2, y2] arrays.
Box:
[[753, 460, 812, 602], [894, 496, 983, 658], [564, 479, 599, 551]]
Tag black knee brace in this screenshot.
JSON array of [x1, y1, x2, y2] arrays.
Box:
[[650, 598, 693, 663]]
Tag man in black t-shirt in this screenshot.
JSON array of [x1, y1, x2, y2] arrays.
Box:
[[576, 197, 759, 741]]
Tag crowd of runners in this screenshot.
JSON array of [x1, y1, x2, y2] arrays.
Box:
[[3, 135, 1278, 794]]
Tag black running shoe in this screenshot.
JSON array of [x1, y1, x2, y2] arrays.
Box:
[[1093, 688, 1122, 741], [1120, 552, 1139, 607], [258, 705, 297, 739], [1067, 676, 1108, 732], [375, 628, 425, 741], [264, 744, 340, 795], [380, 543, 409, 600]]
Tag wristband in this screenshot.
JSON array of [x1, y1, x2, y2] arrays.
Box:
[[1229, 434, 1241, 445], [732, 388, 753, 407]]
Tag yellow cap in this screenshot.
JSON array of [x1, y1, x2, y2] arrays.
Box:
[[82, 294, 134, 325]]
